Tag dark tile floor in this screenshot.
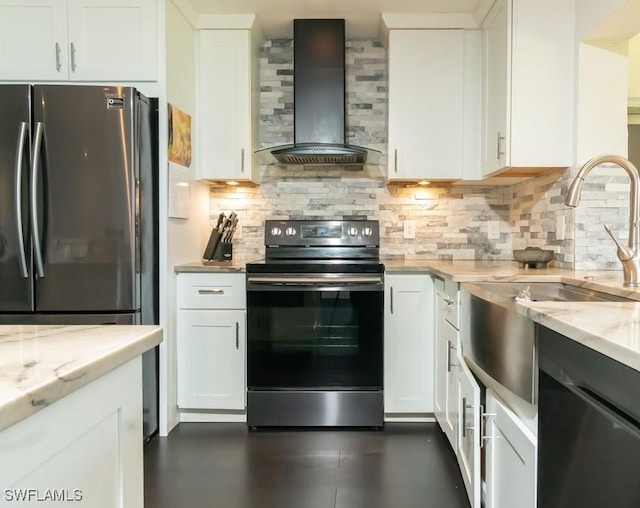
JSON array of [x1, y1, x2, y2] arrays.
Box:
[[144, 422, 470, 508]]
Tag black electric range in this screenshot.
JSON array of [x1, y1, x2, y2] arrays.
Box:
[[245, 219, 385, 428]]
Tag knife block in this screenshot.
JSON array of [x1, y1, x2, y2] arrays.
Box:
[[202, 231, 233, 261]]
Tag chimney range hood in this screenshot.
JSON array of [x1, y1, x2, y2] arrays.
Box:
[[256, 19, 381, 166]]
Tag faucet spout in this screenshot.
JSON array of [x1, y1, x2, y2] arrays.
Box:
[[565, 154, 640, 287]]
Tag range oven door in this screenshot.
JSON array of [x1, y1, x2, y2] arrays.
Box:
[[246, 273, 384, 391]]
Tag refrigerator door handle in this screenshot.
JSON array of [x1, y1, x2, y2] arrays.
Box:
[[135, 177, 141, 272], [14, 122, 29, 278], [31, 122, 45, 278]]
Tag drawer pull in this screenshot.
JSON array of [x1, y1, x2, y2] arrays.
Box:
[[235, 322, 239, 349], [198, 289, 224, 295]]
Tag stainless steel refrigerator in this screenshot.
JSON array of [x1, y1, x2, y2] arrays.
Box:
[[0, 85, 159, 441]]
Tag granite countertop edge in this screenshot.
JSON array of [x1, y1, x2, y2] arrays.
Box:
[[0, 325, 163, 433]]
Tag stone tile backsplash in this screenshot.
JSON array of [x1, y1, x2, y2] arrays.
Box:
[[206, 38, 627, 270]]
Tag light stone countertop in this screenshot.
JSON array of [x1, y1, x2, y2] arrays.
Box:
[[516, 301, 640, 373], [174, 259, 255, 273], [0, 325, 162, 432], [174, 258, 640, 371]]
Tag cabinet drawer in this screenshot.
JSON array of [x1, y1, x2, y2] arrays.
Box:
[[443, 278, 459, 329], [177, 273, 246, 310]]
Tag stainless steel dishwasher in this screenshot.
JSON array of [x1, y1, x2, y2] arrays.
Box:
[[538, 326, 640, 507]]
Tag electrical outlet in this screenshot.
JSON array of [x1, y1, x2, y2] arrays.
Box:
[[404, 220, 416, 239], [488, 221, 500, 240], [556, 216, 565, 241]]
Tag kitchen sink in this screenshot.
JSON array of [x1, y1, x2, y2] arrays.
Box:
[[459, 281, 630, 405], [471, 281, 629, 303]]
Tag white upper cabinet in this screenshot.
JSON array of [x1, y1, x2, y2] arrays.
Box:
[[66, 0, 157, 81], [0, 1, 68, 81], [0, 0, 157, 81], [196, 29, 259, 182], [387, 29, 466, 181], [481, 0, 574, 175]]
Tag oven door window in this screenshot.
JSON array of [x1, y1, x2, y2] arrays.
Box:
[[247, 287, 383, 389]]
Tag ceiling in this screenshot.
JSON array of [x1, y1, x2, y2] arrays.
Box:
[[188, 0, 486, 38]]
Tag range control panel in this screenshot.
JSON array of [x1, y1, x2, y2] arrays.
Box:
[[264, 220, 380, 247]]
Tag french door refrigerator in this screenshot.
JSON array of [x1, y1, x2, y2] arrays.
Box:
[[0, 85, 159, 441]]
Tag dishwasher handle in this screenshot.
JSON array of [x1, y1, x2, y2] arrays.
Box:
[[564, 377, 640, 441]]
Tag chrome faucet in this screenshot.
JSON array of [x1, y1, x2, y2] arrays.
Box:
[[565, 154, 640, 287]]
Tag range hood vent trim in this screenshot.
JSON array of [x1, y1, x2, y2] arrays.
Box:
[[256, 19, 382, 167]]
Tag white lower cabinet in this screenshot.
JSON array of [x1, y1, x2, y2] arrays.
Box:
[[384, 273, 434, 414], [177, 310, 246, 410], [457, 360, 481, 508], [0, 358, 144, 507], [485, 389, 537, 508], [434, 277, 459, 448], [176, 273, 246, 412]]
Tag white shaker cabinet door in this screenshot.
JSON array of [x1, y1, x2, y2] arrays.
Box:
[[196, 29, 256, 182], [0, 0, 69, 81], [457, 360, 481, 508], [67, 0, 157, 81], [177, 310, 246, 410], [387, 29, 465, 181], [485, 389, 537, 508], [481, 0, 574, 175], [384, 274, 434, 413], [481, 0, 509, 175], [434, 279, 448, 430]]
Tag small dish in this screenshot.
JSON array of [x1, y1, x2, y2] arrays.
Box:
[[513, 247, 554, 269]]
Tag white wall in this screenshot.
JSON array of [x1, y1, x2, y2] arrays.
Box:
[[575, 0, 627, 40], [575, 42, 629, 162], [574, 0, 639, 163], [161, 0, 211, 436], [630, 33, 640, 99]]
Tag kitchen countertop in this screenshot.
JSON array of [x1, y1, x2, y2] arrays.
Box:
[[174, 259, 252, 273], [0, 325, 162, 432], [175, 257, 640, 371], [516, 300, 640, 373]]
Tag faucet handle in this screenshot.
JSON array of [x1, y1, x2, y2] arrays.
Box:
[[604, 224, 634, 261]]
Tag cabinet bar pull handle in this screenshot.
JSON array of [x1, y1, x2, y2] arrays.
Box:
[[446, 342, 451, 372], [390, 287, 394, 314], [235, 322, 239, 349], [480, 406, 500, 447], [70, 42, 77, 72], [394, 149, 398, 173], [55, 42, 62, 72], [198, 289, 224, 295], [241, 148, 245, 173], [444, 296, 454, 306], [496, 131, 505, 159], [462, 397, 467, 438]]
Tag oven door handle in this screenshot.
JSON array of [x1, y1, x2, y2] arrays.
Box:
[[246, 275, 384, 292]]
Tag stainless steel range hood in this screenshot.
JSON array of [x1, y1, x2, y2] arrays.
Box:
[[256, 19, 381, 166]]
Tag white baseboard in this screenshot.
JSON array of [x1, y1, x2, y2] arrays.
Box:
[[384, 413, 435, 423], [179, 410, 247, 423]]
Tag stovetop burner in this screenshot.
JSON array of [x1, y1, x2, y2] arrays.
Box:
[[246, 219, 382, 274]]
